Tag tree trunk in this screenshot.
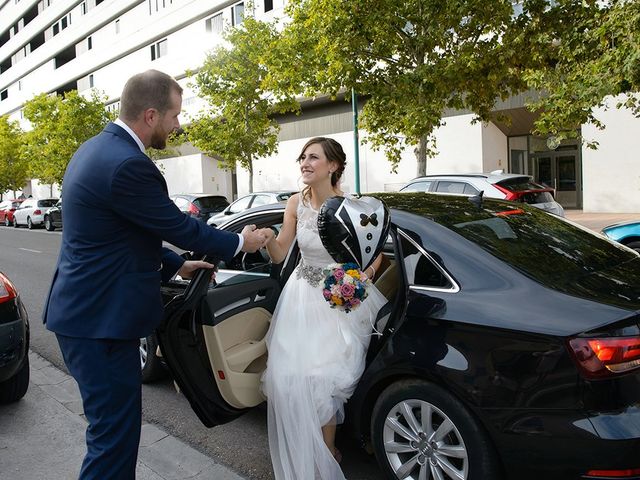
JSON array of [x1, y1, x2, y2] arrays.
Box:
[[415, 135, 428, 177], [247, 159, 254, 194]]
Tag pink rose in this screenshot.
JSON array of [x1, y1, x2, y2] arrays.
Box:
[[333, 268, 345, 280], [341, 283, 355, 298], [323, 289, 332, 300]]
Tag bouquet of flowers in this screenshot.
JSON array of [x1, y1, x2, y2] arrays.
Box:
[[322, 263, 369, 313]]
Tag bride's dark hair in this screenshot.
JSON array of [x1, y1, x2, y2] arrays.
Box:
[[298, 137, 347, 205]]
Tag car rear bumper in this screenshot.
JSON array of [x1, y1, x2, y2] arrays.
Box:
[[491, 408, 640, 480], [0, 318, 28, 382]]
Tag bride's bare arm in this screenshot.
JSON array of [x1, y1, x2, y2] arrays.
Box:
[[262, 194, 299, 264]]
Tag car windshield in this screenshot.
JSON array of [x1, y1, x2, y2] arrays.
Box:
[[38, 199, 57, 208], [373, 193, 637, 287]]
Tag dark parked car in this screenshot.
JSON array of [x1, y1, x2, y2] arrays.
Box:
[[152, 193, 640, 480], [0, 271, 29, 403], [43, 199, 63, 231], [602, 220, 640, 252], [169, 193, 229, 223]]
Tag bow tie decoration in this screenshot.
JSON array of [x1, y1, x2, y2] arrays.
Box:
[[360, 213, 378, 227], [318, 196, 390, 271]]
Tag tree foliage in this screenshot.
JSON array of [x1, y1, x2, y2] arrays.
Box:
[[271, 0, 639, 174], [22, 90, 110, 187], [188, 16, 299, 192], [0, 115, 28, 197], [520, 0, 640, 143]]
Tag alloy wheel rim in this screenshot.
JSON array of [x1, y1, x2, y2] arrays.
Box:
[[139, 337, 148, 368], [383, 399, 468, 480]]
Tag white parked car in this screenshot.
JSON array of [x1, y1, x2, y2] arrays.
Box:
[[13, 197, 59, 229], [207, 191, 296, 227], [400, 171, 565, 216]]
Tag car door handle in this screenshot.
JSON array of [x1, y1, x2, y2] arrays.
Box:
[[254, 293, 266, 302]]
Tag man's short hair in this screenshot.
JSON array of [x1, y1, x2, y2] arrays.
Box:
[[119, 70, 183, 121]]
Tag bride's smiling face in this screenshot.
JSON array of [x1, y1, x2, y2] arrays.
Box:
[[298, 143, 335, 186]]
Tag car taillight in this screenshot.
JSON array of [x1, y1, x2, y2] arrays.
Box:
[[0, 272, 18, 304], [187, 203, 200, 216], [568, 336, 640, 379], [493, 184, 520, 201], [33, 209, 42, 215], [586, 467, 640, 477]]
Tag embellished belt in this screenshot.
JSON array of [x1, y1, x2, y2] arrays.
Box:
[[295, 260, 326, 287]]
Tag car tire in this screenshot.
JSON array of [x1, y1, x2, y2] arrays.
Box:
[[27, 217, 33, 229], [4, 217, 9, 227], [140, 334, 165, 383], [371, 380, 502, 480], [13, 217, 18, 227], [44, 216, 55, 231], [0, 355, 29, 404], [626, 241, 640, 253]]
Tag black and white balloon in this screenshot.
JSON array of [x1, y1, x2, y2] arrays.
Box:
[[318, 196, 390, 271]]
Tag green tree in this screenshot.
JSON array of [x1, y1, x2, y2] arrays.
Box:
[[188, 16, 299, 192], [519, 0, 640, 144], [277, 0, 525, 174], [272, 0, 638, 174], [22, 90, 110, 188], [0, 115, 28, 198]]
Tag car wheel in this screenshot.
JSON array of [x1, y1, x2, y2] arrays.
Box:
[[0, 355, 29, 404], [44, 216, 55, 231], [27, 217, 33, 229], [371, 380, 502, 480], [13, 217, 18, 227], [140, 334, 165, 383], [4, 217, 9, 227], [626, 241, 640, 253]]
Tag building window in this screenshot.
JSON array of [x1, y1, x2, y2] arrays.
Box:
[[0, 90, 7, 101], [232, 2, 244, 26], [264, 0, 273, 12], [115, 19, 120, 34], [81, 2, 87, 14], [53, 23, 59, 35], [18, 80, 22, 90], [150, 39, 167, 61], [87, 35, 92, 50], [52, 13, 72, 37], [205, 13, 223, 34], [89, 74, 94, 88]]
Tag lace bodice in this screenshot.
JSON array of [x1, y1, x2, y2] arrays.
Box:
[[296, 198, 336, 268]]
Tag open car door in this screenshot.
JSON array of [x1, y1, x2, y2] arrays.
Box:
[[156, 208, 292, 427]]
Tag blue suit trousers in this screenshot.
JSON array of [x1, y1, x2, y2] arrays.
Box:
[[57, 334, 141, 480]]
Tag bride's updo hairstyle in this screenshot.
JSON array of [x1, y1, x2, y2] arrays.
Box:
[[298, 137, 347, 205]]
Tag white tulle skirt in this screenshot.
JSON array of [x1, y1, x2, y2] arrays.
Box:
[[261, 271, 387, 480]]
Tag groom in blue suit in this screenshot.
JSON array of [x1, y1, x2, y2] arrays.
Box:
[[44, 70, 267, 479]]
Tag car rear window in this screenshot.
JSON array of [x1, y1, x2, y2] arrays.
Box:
[[496, 178, 555, 204], [444, 207, 637, 286], [194, 196, 229, 210], [38, 199, 57, 208]]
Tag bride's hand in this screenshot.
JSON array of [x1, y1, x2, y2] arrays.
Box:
[[260, 228, 276, 244]]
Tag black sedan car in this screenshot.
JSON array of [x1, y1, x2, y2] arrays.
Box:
[[155, 193, 640, 480], [0, 271, 29, 403], [44, 199, 63, 231]]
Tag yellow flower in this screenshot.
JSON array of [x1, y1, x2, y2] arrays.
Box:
[[331, 296, 343, 305], [346, 269, 360, 278]]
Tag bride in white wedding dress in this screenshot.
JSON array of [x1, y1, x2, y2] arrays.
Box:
[[260, 137, 386, 480]]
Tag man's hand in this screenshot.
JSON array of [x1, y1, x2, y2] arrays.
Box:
[[177, 260, 217, 280], [241, 224, 267, 253]]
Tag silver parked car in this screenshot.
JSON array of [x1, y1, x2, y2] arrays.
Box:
[[207, 191, 296, 227], [400, 171, 565, 216]]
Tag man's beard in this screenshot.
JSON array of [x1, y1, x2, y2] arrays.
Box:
[[150, 127, 167, 150]]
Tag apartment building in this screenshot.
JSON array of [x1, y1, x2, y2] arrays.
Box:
[[1, 0, 638, 211]]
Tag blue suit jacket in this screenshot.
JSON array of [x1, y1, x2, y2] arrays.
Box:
[[44, 122, 240, 339]]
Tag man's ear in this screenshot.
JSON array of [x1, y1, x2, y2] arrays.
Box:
[[143, 108, 158, 127]]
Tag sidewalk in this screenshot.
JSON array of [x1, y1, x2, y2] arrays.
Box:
[[564, 209, 638, 232], [0, 352, 246, 480]]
